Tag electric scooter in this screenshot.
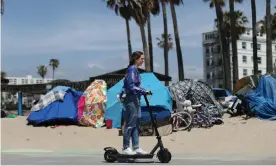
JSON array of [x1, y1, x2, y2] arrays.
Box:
[[103, 92, 172, 163]]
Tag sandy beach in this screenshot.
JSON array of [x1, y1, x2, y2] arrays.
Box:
[[1, 115, 276, 157]]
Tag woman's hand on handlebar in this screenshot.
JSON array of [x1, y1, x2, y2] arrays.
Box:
[[145, 90, 152, 95]]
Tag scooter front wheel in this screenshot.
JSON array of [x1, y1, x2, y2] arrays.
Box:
[[157, 148, 171, 163], [104, 150, 117, 163]]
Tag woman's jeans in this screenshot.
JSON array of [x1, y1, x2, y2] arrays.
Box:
[[123, 94, 141, 150]]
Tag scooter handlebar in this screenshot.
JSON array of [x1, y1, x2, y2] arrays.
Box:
[[143, 91, 152, 107]]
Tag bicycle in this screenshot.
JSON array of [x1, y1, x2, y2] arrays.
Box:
[[171, 110, 193, 131]]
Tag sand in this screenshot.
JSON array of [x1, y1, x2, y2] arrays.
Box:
[[1, 115, 276, 157]]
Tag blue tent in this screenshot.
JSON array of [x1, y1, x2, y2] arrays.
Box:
[[27, 88, 83, 126], [244, 75, 276, 120], [105, 73, 173, 128]]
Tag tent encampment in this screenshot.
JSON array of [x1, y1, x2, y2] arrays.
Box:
[[105, 73, 173, 128], [27, 87, 83, 126]]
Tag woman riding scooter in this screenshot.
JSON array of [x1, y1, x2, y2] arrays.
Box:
[[120, 51, 151, 155]]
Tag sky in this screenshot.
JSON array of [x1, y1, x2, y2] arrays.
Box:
[[1, 0, 275, 83]]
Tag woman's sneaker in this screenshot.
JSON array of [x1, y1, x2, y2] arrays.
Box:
[[122, 147, 136, 155], [134, 148, 148, 154]]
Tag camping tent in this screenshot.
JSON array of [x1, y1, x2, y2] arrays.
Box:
[[169, 79, 224, 117], [105, 73, 173, 128], [27, 87, 83, 126], [244, 75, 276, 120]]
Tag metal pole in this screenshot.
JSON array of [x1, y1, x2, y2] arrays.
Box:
[[17, 91, 23, 116]]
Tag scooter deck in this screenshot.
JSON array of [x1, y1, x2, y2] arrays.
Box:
[[114, 153, 154, 159]]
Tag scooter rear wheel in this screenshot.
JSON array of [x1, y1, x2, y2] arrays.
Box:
[[157, 148, 171, 163], [104, 150, 117, 163]]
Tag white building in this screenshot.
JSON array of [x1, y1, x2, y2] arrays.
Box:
[[6, 75, 53, 85], [2, 75, 53, 108], [202, 27, 276, 89]]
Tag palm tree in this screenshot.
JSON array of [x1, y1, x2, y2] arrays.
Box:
[[251, 0, 259, 75], [147, 0, 160, 72], [204, 0, 231, 91], [125, 0, 152, 71], [37, 65, 48, 80], [260, 6, 276, 40], [274, 59, 276, 73], [220, 11, 248, 40], [229, 0, 243, 88], [166, 0, 184, 81], [106, 0, 133, 60], [157, 33, 173, 85], [1, 71, 6, 79], [265, 0, 273, 73], [157, 33, 174, 49], [49, 59, 59, 80], [215, 10, 248, 87], [161, 0, 169, 85], [1, 0, 4, 15]]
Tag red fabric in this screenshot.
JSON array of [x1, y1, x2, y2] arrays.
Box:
[[77, 95, 86, 120]]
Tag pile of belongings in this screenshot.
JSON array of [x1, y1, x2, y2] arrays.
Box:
[[77, 80, 107, 128], [233, 73, 276, 120]]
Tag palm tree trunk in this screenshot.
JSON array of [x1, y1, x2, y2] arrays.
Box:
[[251, 0, 259, 74], [1, 0, 4, 15], [215, 1, 231, 91], [266, 0, 273, 73], [139, 24, 151, 72], [147, 14, 154, 72], [161, 0, 169, 86], [170, 1, 184, 81], [125, 19, 132, 61], [229, 0, 238, 89], [52, 67, 55, 80]]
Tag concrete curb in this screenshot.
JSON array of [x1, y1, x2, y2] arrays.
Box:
[[1, 149, 103, 154], [1, 149, 53, 153]]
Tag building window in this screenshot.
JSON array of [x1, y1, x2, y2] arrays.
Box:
[[242, 42, 246, 49], [242, 56, 247, 63], [257, 57, 262, 64], [206, 48, 209, 54], [210, 60, 213, 66], [243, 69, 248, 76], [206, 60, 210, 66], [274, 45, 276, 51], [257, 44, 261, 50], [252, 70, 262, 74], [251, 43, 261, 50], [246, 30, 250, 35], [217, 59, 222, 66], [218, 45, 221, 52], [207, 73, 210, 79]]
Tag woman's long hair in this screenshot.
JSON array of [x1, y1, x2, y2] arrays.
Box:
[[127, 51, 143, 68]]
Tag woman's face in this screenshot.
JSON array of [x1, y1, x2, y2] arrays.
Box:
[[136, 55, 144, 67]]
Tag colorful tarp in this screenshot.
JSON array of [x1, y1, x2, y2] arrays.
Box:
[[77, 80, 107, 128]]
